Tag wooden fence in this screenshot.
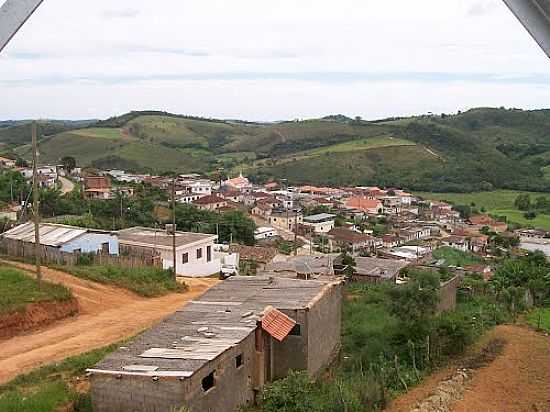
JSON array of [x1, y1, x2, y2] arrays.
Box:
[[0, 238, 161, 269]]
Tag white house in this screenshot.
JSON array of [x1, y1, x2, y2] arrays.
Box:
[[117, 227, 220, 277], [302, 213, 336, 234], [254, 226, 278, 240]]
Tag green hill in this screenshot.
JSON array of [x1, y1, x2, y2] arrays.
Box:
[[4, 108, 550, 192]]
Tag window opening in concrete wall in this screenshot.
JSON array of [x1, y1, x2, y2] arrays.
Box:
[[236, 353, 243, 368], [289, 324, 301, 336], [202, 371, 215, 392]]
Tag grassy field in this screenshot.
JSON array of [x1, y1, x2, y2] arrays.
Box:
[[526, 307, 550, 332], [416, 190, 550, 230], [0, 342, 120, 412], [261, 144, 443, 187], [0, 266, 72, 315], [303, 136, 415, 156], [432, 247, 483, 267], [55, 265, 186, 297], [71, 128, 124, 139]]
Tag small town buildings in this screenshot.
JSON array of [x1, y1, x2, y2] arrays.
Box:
[[84, 176, 112, 199], [265, 255, 336, 279], [0, 204, 18, 221], [229, 244, 278, 273], [89, 276, 342, 412], [302, 213, 336, 234], [344, 197, 384, 214], [192, 194, 228, 211], [117, 227, 220, 277], [254, 226, 278, 240], [469, 215, 508, 233], [252, 201, 275, 219], [223, 173, 252, 192], [179, 178, 213, 196], [0, 156, 16, 169], [380, 245, 430, 261], [219, 189, 243, 203], [1, 222, 118, 254], [441, 235, 469, 252], [269, 209, 303, 231], [327, 227, 380, 253], [349, 256, 408, 283]]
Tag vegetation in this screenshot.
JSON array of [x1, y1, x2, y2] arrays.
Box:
[[432, 247, 483, 267], [0, 266, 72, 315], [418, 190, 550, 230], [8, 107, 550, 192], [0, 342, 120, 412], [249, 268, 512, 412], [526, 307, 550, 332], [35, 183, 256, 245], [56, 264, 186, 297]]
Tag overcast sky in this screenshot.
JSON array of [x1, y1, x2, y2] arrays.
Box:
[[1, 0, 549, 121]]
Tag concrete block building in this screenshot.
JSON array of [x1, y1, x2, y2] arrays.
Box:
[[89, 276, 342, 412]]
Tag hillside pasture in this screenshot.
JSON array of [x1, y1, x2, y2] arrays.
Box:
[[417, 190, 550, 230]]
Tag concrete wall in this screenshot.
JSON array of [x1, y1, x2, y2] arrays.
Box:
[[271, 309, 309, 379], [306, 283, 342, 376], [437, 275, 461, 313], [91, 374, 187, 412], [60, 233, 118, 255], [91, 334, 256, 412], [185, 334, 256, 412]]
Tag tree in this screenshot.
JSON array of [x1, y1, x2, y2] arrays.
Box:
[[61, 156, 77, 174], [514, 194, 531, 211]]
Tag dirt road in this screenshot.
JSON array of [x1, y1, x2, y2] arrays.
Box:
[[0, 260, 218, 385], [386, 324, 550, 412], [58, 176, 75, 194]]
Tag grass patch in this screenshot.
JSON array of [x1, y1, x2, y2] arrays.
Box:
[[304, 136, 415, 156], [491, 209, 550, 231], [526, 307, 550, 331], [432, 247, 484, 267], [0, 266, 72, 315], [71, 128, 124, 139], [55, 265, 186, 297], [0, 342, 122, 412], [417, 190, 550, 230]]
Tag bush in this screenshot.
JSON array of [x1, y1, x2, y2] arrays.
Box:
[[262, 371, 320, 412]]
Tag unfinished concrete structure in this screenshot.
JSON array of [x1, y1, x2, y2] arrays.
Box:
[[89, 276, 342, 412]]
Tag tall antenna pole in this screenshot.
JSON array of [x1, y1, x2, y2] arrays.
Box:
[[172, 177, 177, 281], [31, 121, 41, 286]]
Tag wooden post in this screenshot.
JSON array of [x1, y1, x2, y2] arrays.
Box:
[[31, 121, 42, 286]]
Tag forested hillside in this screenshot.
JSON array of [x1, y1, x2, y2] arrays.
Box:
[[3, 108, 550, 193]]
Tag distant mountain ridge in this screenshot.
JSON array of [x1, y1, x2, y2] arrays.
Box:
[[2, 107, 550, 193]]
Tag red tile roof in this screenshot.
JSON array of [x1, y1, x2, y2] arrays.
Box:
[[193, 194, 226, 205], [261, 308, 297, 342]]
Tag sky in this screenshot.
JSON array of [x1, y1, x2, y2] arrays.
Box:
[[0, 0, 549, 121]]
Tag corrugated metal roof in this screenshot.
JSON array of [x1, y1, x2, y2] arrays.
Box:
[[261, 307, 296, 342], [2, 222, 87, 247]]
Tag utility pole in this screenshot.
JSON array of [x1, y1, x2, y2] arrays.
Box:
[[31, 121, 41, 286], [172, 177, 177, 281], [294, 209, 298, 256]]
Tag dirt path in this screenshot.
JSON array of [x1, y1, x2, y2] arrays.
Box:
[[386, 324, 550, 412], [58, 176, 75, 195], [0, 260, 218, 385]]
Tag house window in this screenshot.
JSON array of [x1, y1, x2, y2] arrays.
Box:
[[196, 248, 203, 259], [207, 246, 212, 262], [182, 253, 189, 264], [235, 354, 243, 368], [201, 371, 215, 392], [289, 324, 301, 336]]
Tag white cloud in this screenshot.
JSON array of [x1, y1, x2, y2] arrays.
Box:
[[0, 0, 548, 120]]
